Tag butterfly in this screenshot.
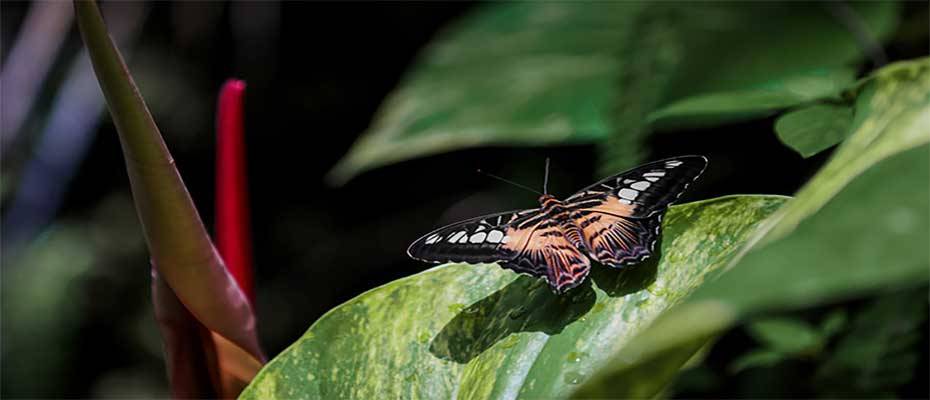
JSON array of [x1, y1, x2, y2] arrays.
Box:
[[407, 156, 708, 294]]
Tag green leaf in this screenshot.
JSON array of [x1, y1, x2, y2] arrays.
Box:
[[648, 2, 898, 129], [728, 349, 786, 373], [775, 104, 853, 158], [746, 318, 823, 355], [814, 288, 928, 397], [327, 2, 646, 184], [75, 0, 263, 364], [331, 2, 898, 183], [818, 309, 847, 339], [649, 68, 856, 130], [572, 58, 930, 398], [241, 195, 786, 399]]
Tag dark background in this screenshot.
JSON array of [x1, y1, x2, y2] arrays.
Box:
[[1, 1, 926, 398]]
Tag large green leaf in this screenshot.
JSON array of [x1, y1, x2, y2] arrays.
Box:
[[241, 195, 786, 399], [329, 2, 898, 183], [573, 59, 930, 398], [327, 2, 645, 184], [647, 2, 897, 129]]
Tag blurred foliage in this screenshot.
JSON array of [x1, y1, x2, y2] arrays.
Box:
[[0, 195, 168, 397], [331, 1, 899, 181], [670, 287, 927, 398], [814, 288, 928, 397], [327, 2, 642, 184], [242, 196, 785, 399]]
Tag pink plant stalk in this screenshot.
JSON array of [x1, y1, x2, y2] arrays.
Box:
[[215, 79, 255, 303]]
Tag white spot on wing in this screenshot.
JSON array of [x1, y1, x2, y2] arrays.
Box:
[[425, 234, 441, 244], [501, 235, 511, 244], [666, 160, 683, 167], [619, 188, 639, 200], [623, 179, 635, 184], [458, 235, 468, 243], [645, 176, 660, 182], [619, 198, 632, 205], [487, 230, 504, 243], [631, 181, 650, 190], [475, 225, 486, 232], [469, 232, 487, 243], [448, 231, 466, 243], [643, 171, 665, 177]]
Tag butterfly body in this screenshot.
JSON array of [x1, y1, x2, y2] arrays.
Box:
[[408, 156, 707, 294]]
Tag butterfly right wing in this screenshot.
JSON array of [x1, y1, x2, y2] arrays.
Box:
[[407, 209, 546, 265]]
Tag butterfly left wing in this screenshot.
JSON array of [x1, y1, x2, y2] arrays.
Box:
[[408, 209, 590, 293], [407, 209, 546, 265], [565, 156, 707, 268]]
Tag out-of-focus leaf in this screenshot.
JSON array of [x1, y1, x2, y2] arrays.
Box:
[[74, 0, 263, 366], [815, 288, 928, 397], [728, 349, 785, 373], [648, 2, 897, 129], [572, 59, 929, 398], [649, 68, 856, 130], [775, 104, 853, 158], [327, 2, 645, 184], [331, 2, 897, 183], [241, 196, 786, 399], [1, 196, 147, 397], [818, 309, 848, 339], [746, 318, 822, 355]]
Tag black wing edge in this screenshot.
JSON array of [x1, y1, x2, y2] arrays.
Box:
[[406, 209, 539, 264]]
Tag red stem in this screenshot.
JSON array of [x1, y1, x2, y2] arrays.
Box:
[[215, 79, 254, 303]]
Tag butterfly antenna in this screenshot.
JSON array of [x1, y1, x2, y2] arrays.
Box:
[[477, 169, 542, 195], [543, 157, 550, 195]]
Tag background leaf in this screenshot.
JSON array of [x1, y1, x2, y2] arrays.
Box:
[[814, 288, 928, 397], [746, 318, 822, 355], [329, 2, 899, 183], [242, 195, 786, 399], [775, 104, 853, 158], [327, 2, 645, 184]]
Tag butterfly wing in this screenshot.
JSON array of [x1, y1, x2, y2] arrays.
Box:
[[502, 222, 591, 294], [566, 156, 707, 267], [565, 155, 707, 218], [572, 211, 663, 267], [407, 209, 546, 265], [408, 209, 590, 293]]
